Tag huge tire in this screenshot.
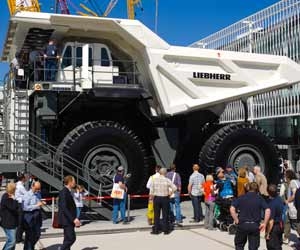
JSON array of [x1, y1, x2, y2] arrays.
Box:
[[57, 121, 151, 194], [199, 123, 280, 183]]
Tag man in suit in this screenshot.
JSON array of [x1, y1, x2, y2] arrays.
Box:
[[58, 175, 80, 250]]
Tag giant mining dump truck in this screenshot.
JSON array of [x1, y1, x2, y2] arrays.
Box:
[[2, 11, 300, 202]]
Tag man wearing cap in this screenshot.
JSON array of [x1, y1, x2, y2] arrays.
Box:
[[225, 165, 238, 187], [215, 167, 234, 199], [112, 166, 128, 224]]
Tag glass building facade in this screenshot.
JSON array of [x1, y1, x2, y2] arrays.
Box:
[[191, 0, 300, 62]]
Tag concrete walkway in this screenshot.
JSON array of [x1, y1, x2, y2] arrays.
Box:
[[0, 201, 297, 249]]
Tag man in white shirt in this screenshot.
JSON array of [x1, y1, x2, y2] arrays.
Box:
[[146, 165, 161, 225], [146, 165, 161, 190], [15, 173, 27, 243]]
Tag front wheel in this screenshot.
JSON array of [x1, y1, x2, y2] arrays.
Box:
[[57, 121, 151, 193]]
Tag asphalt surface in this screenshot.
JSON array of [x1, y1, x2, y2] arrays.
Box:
[[0, 227, 294, 250], [0, 196, 297, 249]]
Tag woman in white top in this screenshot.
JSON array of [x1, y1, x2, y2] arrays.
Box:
[[73, 185, 88, 220]]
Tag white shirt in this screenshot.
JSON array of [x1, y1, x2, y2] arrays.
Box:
[[247, 171, 255, 182], [73, 190, 88, 208], [15, 181, 27, 203], [146, 172, 160, 190]]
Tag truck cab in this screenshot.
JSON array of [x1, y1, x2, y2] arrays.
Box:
[[57, 42, 120, 88]]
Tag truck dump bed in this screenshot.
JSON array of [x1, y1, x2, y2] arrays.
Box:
[[3, 12, 300, 116]]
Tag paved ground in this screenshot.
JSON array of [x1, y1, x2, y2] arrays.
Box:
[[0, 199, 297, 249], [0, 228, 294, 250]]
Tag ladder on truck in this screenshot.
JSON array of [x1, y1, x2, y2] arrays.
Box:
[[1, 85, 112, 220]]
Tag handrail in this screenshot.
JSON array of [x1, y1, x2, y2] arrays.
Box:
[[3, 130, 104, 195]]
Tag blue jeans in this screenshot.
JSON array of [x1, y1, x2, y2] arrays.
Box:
[[170, 192, 182, 222], [3, 228, 16, 250], [76, 207, 81, 219], [191, 195, 203, 221], [112, 193, 127, 223], [45, 60, 57, 81]]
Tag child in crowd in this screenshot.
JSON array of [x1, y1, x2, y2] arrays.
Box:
[[202, 174, 216, 230], [73, 185, 88, 221]]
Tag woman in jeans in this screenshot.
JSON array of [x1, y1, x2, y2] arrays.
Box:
[[73, 185, 88, 221], [0, 182, 19, 250], [202, 174, 216, 230]]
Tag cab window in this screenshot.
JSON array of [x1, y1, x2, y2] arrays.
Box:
[[89, 47, 93, 66], [101, 48, 110, 66], [61, 46, 72, 69], [76, 47, 82, 67]]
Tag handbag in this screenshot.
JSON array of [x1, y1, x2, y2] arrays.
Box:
[[147, 200, 154, 225], [52, 211, 61, 228], [169, 173, 177, 198], [110, 183, 125, 199], [288, 202, 297, 219], [287, 180, 300, 219]]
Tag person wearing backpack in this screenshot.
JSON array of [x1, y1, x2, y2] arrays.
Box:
[[215, 167, 235, 199]]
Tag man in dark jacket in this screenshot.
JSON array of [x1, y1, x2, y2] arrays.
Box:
[[0, 182, 19, 250], [265, 184, 284, 250], [58, 175, 80, 250], [44, 39, 59, 81], [230, 182, 270, 250]]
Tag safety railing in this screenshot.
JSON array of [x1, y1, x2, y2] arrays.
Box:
[[41, 193, 191, 224], [2, 130, 111, 206], [28, 56, 140, 90], [220, 83, 300, 123]]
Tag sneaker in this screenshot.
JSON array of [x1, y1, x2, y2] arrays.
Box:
[[282, 238, 289, 244]]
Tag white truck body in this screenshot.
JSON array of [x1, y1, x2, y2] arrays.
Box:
[[3, 11, 300, 117]]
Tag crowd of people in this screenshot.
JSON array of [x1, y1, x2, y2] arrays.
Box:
[[0, 173, 87, 250], [1, 161, 300, 249], [143, 163, 300, 250]]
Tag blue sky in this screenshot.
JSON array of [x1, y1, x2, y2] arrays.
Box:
[[0, 0, 279, 81]]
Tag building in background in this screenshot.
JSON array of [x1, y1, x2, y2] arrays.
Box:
[[191, 0, 300, 167]]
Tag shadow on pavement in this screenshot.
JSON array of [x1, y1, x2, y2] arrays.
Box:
[[45, 244, 61, 249], [81, 247, 98, 250]]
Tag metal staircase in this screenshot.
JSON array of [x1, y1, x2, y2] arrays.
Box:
[[1, 84, 112, 219]]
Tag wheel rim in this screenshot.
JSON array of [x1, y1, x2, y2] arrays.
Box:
[[83, 144, 128, 193], [228, 144, 265, 173]]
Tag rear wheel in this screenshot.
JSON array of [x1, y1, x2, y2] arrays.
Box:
[[199, 123, 280, 183], [57, 121, 151, 194]]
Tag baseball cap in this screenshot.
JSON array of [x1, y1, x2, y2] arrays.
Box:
[[216, 167, 224, 175], [226, 164, 233, 169], [117, 166, 124, 171]]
